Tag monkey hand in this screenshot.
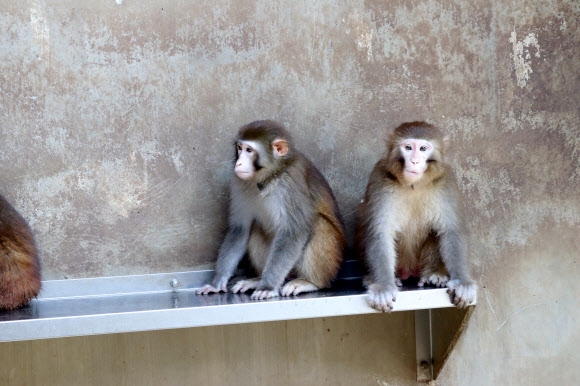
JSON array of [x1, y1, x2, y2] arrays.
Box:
[[367, 282, 398, 313], [251, 287, 280, 300], [446, 279, 477, 308], [195, 278, 228, 295]]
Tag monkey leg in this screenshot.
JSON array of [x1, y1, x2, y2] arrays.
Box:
[[247, 224, 285, 300], [295, 215, 345, 291], [417, 232, 450, 288], [247, 222, 271, 275]]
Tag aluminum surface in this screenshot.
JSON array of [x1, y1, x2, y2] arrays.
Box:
[[0, 271, 465, 342]]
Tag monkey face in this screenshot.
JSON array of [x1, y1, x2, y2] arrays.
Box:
[[235, 141, 259, 180], [398, 139, 435, 183]]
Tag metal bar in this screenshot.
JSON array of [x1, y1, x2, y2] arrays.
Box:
[[0, 271, 466, 342], [415, 309, 433, 381]]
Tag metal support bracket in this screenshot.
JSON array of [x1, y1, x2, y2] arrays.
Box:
[[415, 306, 475, 381]]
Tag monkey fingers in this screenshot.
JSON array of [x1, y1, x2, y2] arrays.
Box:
[[446, 279, 477, 308], [231, 278, 260, 294], [195, 284, 227, 295], [367, 283, 398, 313], [251, 288, 280, 300], [280, 279, 319, 296]]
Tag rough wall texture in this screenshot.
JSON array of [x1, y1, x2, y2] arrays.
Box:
[[0, 0, 578, 385]]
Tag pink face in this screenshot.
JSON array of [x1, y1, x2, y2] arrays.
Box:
[[235, 141, 258, 180], [399, 139, 434, 183]]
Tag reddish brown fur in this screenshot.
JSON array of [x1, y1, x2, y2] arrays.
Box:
[[0, 194, 41, 310], [299, 191, 345, 288]]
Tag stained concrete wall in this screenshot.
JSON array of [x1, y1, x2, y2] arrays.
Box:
[[0, 0, 579, 385]]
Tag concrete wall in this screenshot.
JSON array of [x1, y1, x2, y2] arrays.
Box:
[[1, 0, 578, 385]]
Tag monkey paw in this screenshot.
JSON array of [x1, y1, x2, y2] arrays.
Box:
[[367, 283, 398, 313], [231, 278, 260, 294], [251, 289, 280, 300], [281, 279, 319, 296], [195, 284, 227, 295], [446, 279, 477, 308], [418, 273, 449, 288]]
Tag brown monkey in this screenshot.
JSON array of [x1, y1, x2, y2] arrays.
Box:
[[0, 194, 41, 310], [196, 120, 346, 300], [356, 121, 476, 312]]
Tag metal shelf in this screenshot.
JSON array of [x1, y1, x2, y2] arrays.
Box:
[[0, 270, 474, 380]]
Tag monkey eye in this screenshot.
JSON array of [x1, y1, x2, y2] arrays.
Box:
[[237, 143, 242, 151], [419, 145, 427, 151], [405, 145, 412, 151], [246, 147, 253, 153]]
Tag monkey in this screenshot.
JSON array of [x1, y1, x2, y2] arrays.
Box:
[[196, 120, 346, 300], [355, 121, 476, 312], [0, 193, 41, 310]]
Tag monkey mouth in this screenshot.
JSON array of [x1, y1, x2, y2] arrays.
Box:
[[235, 171, 252, 180], [404, 170, 423, 182]]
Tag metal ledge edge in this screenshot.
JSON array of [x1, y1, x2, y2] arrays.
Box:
[[0, 270, 471, 342]]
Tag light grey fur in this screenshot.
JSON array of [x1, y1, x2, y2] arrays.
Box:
[[198, 163, 317, 299], [363, 161, 476, 312]]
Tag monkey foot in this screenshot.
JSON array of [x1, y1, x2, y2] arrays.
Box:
[[280, 279, 319, 296], [418, 273, 449, 288], [195, 284, 227, 295], [251, 289, 280, 300], [367, 283, 398, 313], [231, 278, 260, 294], [446, 279, 477, 308]]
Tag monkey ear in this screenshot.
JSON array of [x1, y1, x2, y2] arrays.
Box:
[[272, 139, 289, 157]]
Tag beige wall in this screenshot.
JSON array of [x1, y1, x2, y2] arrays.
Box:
[[1, 0, 578, 384]]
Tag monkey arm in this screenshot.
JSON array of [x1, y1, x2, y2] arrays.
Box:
[[211, 224, 251, 289], [435, 191, 472, 284], [196, 222, 251, 295], [366, 225, 399, 312], [361, 181, 400, 312], [437, 228, 471, 282], [365, 227, 398, 286], [436, 219, 477, 308], [361, 178, 399, 288]]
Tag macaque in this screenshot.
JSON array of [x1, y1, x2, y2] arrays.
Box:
[[197, 120, 346, 300], [0, 194, 41, 310], [356, 121, 476, 312]]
